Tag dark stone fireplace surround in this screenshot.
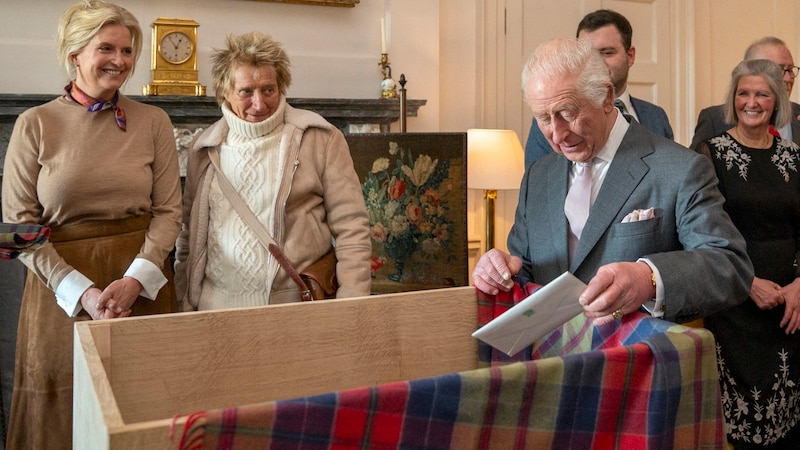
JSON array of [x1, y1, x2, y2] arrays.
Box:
[[0, 94, 426, 176]]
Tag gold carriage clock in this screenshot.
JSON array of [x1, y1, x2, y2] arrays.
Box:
[[143, 18, 206, 96]]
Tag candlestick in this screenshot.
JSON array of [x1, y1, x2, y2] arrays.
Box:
[[379, 53, 397, 99], [381, 18, 387, 54]]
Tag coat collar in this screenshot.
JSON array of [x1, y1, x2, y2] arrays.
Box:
[[190, 102, 335, 153]]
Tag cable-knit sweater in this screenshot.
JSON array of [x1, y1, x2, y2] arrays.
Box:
[[200, 102, 287, 309], [175, 97, 372, 310]]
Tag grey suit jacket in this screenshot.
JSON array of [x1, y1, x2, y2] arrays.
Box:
[[524, 96, 674, 167], [508, 122, 753, 324], [690, 102, 800, 150]]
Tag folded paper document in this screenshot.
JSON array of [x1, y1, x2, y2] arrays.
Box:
[[472, 271, 586, 356]]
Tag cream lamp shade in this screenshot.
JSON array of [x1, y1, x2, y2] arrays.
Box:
[[467, 129, 525, 250], [466, 129, 525, 190]]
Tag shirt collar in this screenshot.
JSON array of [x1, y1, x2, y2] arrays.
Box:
[[595, 109, 630, 164]]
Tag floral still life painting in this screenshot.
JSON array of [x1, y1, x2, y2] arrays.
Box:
[[347, 133, 468, 294]]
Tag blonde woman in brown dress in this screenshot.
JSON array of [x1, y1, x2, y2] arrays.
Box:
[[1, 1, 181, 448]]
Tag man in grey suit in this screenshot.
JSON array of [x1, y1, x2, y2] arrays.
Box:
[[524, 9, 674, 167], [690, 36, 800, 150], [473, 38, 753, 326]]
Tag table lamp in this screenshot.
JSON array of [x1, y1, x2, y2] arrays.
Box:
[[467, 129, 525, 250]]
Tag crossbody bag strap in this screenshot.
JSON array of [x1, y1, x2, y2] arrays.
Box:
[[208, 148, 312, 300]]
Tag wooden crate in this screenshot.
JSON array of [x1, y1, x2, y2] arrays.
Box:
[[73, 286, 478, 449]]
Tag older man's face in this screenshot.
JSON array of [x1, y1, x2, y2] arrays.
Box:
[[529, 75, 615, 163], [224, 64, 281, 123]]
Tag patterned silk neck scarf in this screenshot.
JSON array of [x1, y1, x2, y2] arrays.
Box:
[[64, 83, 126, 131]]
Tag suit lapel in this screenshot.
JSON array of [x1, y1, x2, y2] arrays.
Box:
[[570, 125, 652, 269], [630, 97, 654, 130], [547, 157, 571, 272]]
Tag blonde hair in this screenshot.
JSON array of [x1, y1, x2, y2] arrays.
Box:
[[210, 32, 293, 105], [57, 0, 142, 81]]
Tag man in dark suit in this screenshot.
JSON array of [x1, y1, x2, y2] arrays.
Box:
[[690, 36, 800, 149], [524, 9, 674, 167], [473, 37, 753, 326]]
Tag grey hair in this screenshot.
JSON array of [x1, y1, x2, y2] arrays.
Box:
[[723, 59, 790, 129], [744, 36, 788, 60], [521, 37, 612, 108], [210, 31, 292, 106]]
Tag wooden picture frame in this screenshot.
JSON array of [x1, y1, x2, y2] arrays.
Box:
[[249, 0, 359, 6], [346, 132, 469, 294]]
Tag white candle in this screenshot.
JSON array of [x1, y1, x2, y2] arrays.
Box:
[[381, 18, 387, 53]]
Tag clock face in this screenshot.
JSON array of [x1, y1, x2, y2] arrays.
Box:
[[159, 31, 194, 64]]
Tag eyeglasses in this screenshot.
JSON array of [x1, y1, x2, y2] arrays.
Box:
[[783, 65, 800, 77]]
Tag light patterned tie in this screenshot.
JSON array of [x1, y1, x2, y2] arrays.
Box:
[[565, 161, 593, 259]]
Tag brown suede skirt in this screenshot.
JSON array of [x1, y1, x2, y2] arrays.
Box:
[[6, 216, 176, 450]]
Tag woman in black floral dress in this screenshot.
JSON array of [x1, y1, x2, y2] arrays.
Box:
[[697, 59, 800, 449]]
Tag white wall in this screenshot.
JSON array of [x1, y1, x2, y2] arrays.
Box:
[[0, 0, 446, 132]]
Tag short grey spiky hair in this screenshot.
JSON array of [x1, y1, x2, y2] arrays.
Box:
[[210, 31, 293, 106]]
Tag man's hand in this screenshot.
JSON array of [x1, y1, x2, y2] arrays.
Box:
[[472, 249, 523, 295], [580, 261, 655, 325]]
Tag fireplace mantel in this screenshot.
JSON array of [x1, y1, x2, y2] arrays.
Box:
[[0, 94, 425, 176]]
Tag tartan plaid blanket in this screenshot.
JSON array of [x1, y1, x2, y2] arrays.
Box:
[[175, 284, 724, 449], [0, 223, 50, 260]]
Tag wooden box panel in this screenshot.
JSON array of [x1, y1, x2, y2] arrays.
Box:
[[73, 286, 478, 449]]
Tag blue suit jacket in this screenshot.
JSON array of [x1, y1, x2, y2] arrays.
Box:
[[508, 121, 752, 324], [689, 102, 800, 150], [524, 97, 674, 167]]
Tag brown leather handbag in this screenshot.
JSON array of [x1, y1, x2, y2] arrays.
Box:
[[299, 248, 338, 300]]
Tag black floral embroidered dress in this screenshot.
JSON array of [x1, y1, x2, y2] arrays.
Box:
[[703, 132, 800, 448]]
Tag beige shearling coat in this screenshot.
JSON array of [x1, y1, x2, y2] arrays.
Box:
[[175, 104, 372, 309]]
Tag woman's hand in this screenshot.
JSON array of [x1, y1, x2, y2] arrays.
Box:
[[779, 278, 800, 334], [95, 277, 142, 315], [80, 287, 130, 320], [750, 277, 784, 310]]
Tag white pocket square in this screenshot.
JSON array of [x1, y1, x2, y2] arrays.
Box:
[[621, 207, 655, 223]]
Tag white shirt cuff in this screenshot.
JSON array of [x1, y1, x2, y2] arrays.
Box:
[[55, 270, 93, 317], [124, 257, 167, 300], [638, 258, 665, 318]]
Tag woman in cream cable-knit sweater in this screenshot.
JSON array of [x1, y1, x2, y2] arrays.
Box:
[[175, 32, 371, 310]]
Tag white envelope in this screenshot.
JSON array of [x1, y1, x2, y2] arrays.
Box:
[[472, 271, 586, 356]]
